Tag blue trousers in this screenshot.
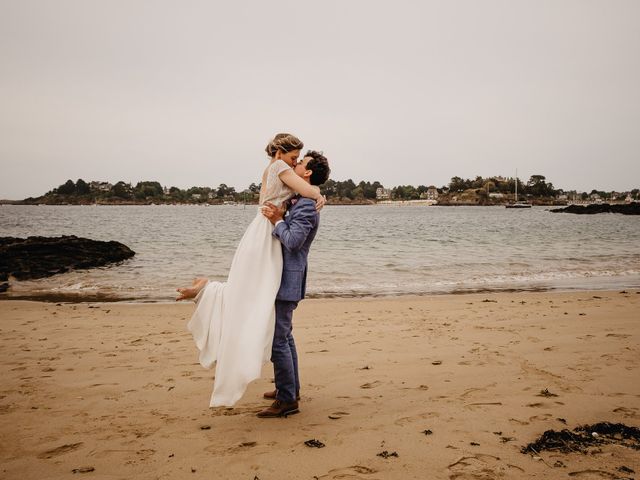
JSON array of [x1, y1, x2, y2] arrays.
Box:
[[272, 300, 300, 403]]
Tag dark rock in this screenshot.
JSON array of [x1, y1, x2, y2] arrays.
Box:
[[71, 467, 95, 474], [377, 450, 399, 458], [550, 203, 640, 215], [304, 439, 325, 448], [0, 282, 8, 293], [0, 236, 135, 284]]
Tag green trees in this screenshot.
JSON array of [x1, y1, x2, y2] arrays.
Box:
[[53, 179, 91, 196], [134, 181, 163, 199], [30, 173, 629, 205], [320, 179, 337, 198], [112, 181, 133, 199], [216, 184, 236, 199], [391, 185, 420, 200], [447, 175, 557, 197], [76, 179, 91, 195], [55, 179, 77, 195], [526, 175, 555, 197]]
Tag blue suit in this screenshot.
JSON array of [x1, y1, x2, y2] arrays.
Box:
[[271, 196, 319, 403]]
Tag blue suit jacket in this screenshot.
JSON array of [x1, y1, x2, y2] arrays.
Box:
[[273, 197, 319, 302]]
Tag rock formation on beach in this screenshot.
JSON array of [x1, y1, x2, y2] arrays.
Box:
[[550, 203, 640, 215], [0, 236, 135, 292]]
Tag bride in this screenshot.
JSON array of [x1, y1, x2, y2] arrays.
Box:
[[176, 133, 325, 407]]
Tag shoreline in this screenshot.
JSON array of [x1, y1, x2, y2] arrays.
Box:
[[1, 289, 639, 479], [2, 282, 640, 304]]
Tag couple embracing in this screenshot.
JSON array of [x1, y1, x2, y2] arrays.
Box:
[[177, 133, 331, 418]]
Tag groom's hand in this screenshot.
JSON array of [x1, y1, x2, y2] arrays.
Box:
[[261, 201, 285, 225]]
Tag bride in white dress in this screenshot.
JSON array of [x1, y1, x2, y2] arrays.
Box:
[[177, 133, 324, 407]]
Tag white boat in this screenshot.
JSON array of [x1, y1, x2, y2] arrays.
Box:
[[506, 169, 532, 208]]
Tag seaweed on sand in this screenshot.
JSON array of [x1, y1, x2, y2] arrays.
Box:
[[521, 422, 640, 454]]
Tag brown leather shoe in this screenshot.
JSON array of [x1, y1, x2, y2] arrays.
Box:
[[263, 390, 300, 401], [257, 400, 299, 418]]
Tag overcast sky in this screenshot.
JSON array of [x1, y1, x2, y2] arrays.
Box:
[[1, 0, 639, 199]]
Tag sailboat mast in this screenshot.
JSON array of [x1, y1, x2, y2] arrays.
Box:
[[515, 169, 518, 202]]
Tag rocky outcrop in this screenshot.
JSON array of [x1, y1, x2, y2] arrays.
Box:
[[0, 236, 135, 290], [550, 203, 640, 215]]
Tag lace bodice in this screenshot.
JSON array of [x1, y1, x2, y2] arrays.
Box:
[[259, 159, 294, 207]]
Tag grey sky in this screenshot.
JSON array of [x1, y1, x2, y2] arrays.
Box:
[[1, 0, 639, 199]]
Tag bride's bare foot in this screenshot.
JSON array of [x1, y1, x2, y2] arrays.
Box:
[[176, 277, 208, 301]]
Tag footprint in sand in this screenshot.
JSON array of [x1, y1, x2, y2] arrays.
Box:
[[459, 384, 497, 400], [447, 453, 524, 480], [400, 384, 430, 391], [528, 413, 553, 422], [394, 411, 439, 426], [328, 411, 350, 420], [316, 465, 378, 479], [567, 470, 618, 479], [613, 406, 639, 418], [359, 381, 382, 389], [38, 442, 83, 459], [605, 333, 631, 338], [142, 383, 164, 390], [463, 402, 503, 411]]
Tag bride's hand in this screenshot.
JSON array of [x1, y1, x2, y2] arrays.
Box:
[[315, 195, 326, 211]]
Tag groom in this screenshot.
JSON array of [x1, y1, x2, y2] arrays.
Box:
[[257, 150, 331, 418]]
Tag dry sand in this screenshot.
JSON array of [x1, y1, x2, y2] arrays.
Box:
[[0, 290, 638, 479]]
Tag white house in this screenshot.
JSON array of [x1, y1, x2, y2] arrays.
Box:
[[425, 186, 439, 200], [90, 181, 113, 192], [376, 187, 391, 200]]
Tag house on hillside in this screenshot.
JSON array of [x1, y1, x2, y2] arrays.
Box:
[[376, 187, 391, 200], [90, 181, 112, 192], [425, 186, 439, 200]]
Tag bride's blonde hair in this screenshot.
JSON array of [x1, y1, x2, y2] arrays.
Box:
[[265, 133, 304, 157]]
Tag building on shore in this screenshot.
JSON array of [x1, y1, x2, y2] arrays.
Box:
[[376, 187, 391, 200], [425, 186, 439, 200], [90, 181, 112, 192]]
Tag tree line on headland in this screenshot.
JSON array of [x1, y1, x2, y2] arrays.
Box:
[[12, 175, 639, 206]]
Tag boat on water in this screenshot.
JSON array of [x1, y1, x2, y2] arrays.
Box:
[[506, 169, 532, 209], [505, 201, 532, 209]]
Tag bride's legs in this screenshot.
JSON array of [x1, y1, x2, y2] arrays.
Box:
[[176, 277, 208, 301]]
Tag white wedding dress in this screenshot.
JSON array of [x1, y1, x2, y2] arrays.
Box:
[[187, 159, 294, 407]]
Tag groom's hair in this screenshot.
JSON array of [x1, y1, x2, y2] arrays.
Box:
[[305, 150, 331, 186]]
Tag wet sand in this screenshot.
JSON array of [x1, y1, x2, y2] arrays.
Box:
[[0, 290, 638, 479]]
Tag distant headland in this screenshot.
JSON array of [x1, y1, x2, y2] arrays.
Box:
[[3, 176, 638, 206]]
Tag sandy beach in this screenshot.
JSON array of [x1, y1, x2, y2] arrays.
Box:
[[0, 290, 638, 479]]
